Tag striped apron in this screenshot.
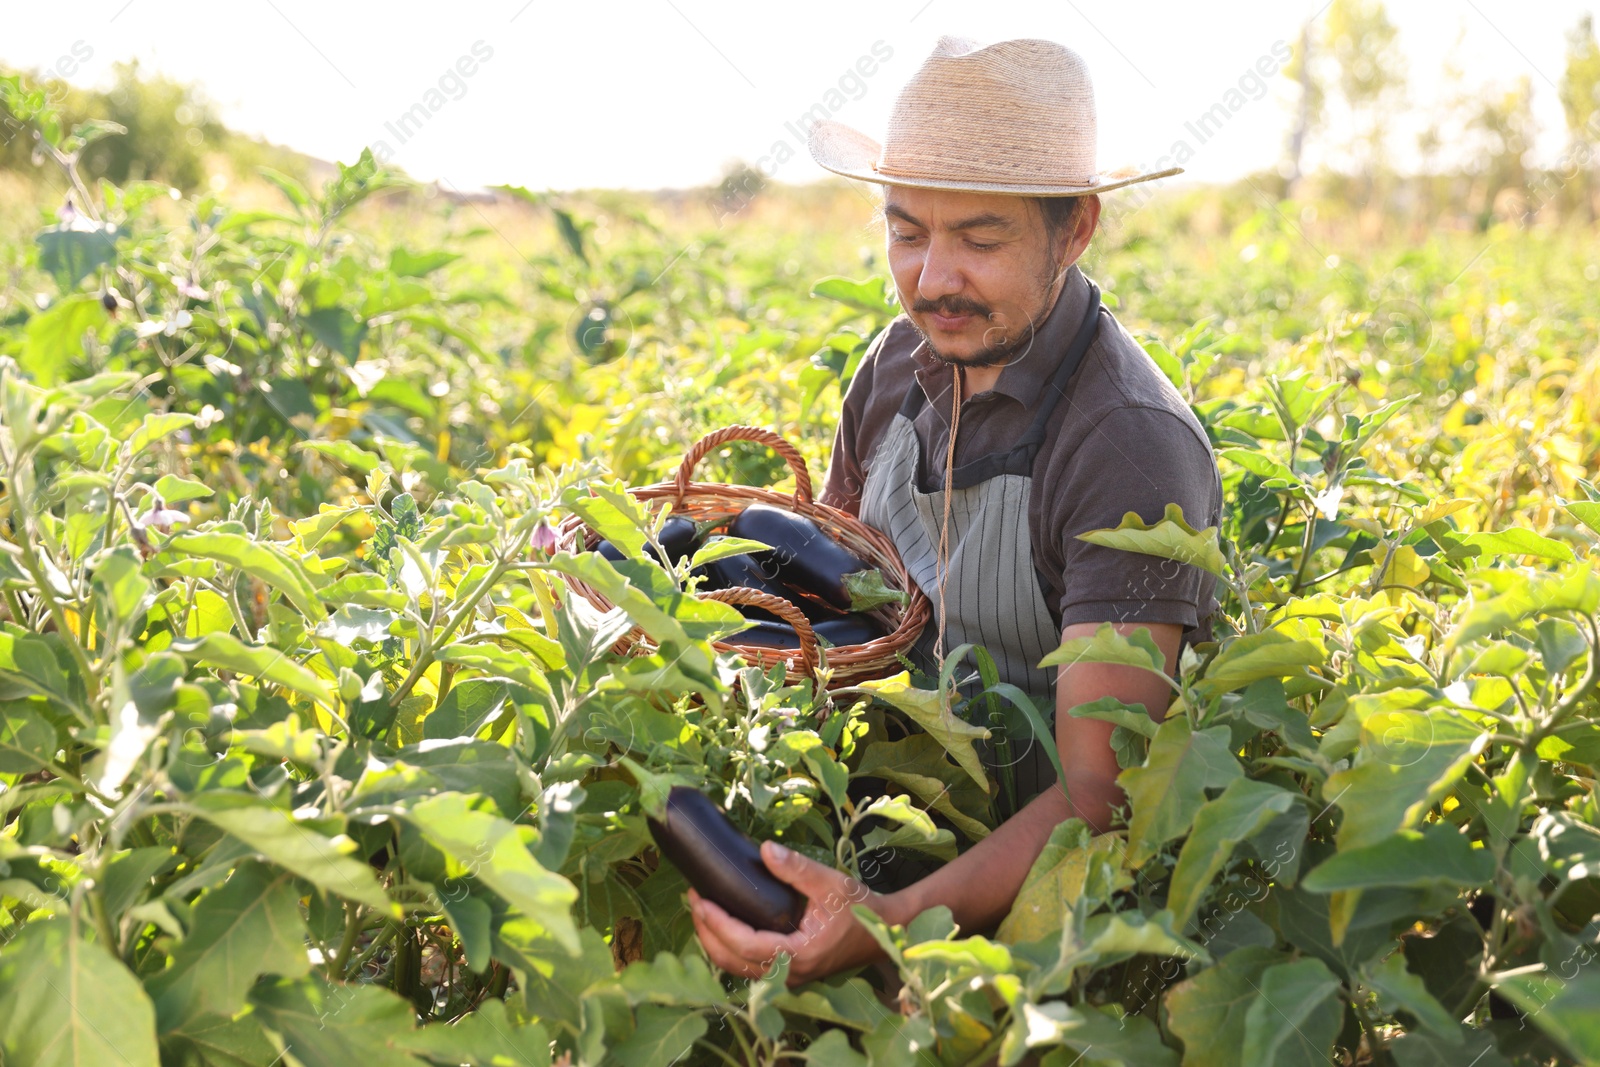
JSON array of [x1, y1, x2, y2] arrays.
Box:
[[858, 286, 1103, 821]]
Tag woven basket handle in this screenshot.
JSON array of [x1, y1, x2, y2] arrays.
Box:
[[672, 425, 814, 507], [700, 587, 819, 675]]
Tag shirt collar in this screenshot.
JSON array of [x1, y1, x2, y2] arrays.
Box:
[[908, 265, 1092, 411]]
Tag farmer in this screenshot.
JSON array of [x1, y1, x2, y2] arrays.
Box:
[[690, 37, 1222, 984]]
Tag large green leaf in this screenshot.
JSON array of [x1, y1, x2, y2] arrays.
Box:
[[1068, 911, 1211, 971], [1362, 952, 1462, 1041], [161, 531, 326, 621], [389, 247, 461, 277], [1038, 622, 1170, 678], [152, 473, 215, 504], [20, 294, 104, 385], [851, 672, 992, 791], [560, 484, 649, 559], [852, 733, 993, 840], [181, 794, 390, 910], [1065, 695, 1158, 738], [810, 275, 899, 317], [1565, 498, 1600, 538], [0, 631, 75, 709], [120, 412, 196, 463], [249, 976, 428, 1067], [1118, 716, 1242, 867], [0, 698, 60, 772], [170, 633, 332, 706], [612, 949, 728, 1008], [1439, 527, 1575, 563], [1492, 967, 1600, 1065], [397, 1001, 550, 1066], [1301, 825, 1494, 893], [540, 550, 743, 648], [36, 220, 118, 290], [1444, 567, 1600, 656], [1239, 957, 1342, 1067], [605, 1004, 707, 1067], [302, 306, 368, 360], [996, 820, 1116, 945], [146, 861, 310, 1031], [0, 919, 160, 1067], [1388, 1031, 1511, 1067], [800, 1030, 869, 1067], [1165, 946, 1283, 1067], [493, 924, 613, 1035], [1008, 1002, 1179, 1067], [1323, 711, 1486, 851], [90, 544, 152, 627], [1075, 501, 1227, 577], [1194, 629, 1326, 701], [161, 1012, 283, 1067], [1167, 778, 1298, 927], [770, 978, 883, 1032], [406, 792, 579, 954], [1508, 812, 1600, 892]]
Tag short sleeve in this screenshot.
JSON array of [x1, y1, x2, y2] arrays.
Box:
[[1048, 406, 1221, 632], [818, 332, 886, 517]]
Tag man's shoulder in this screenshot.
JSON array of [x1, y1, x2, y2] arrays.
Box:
[[1060, 310, 1211, 452]]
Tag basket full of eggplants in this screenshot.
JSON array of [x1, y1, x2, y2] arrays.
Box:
[[555, 426, 930, 685]]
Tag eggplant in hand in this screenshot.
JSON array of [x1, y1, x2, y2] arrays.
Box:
[[647, 786, 806, 933], [727, 504, 876, 611], [594, 515, 699, 566]]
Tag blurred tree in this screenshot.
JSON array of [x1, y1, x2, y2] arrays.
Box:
[[1411, 28, 1469, 230], [1468, 76, 1537, 227], [1280, 20, 1321, 197], [1280, 0, 1405, 206], [79, 61, 225, 191], [1559, 15, 1600, 221], [1324, 0, 1405, 198], [713, 160, 767, 225]]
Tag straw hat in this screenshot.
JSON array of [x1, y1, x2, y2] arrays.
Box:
[[808, 36, 1180, 197]]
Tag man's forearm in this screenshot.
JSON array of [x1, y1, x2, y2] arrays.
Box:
[[877, 785, 1072, 934]]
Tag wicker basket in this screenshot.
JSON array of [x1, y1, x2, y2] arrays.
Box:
[[554, 425, 930, 686]]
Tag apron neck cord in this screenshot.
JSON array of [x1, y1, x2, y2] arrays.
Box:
[[935, 363, 962, 667]]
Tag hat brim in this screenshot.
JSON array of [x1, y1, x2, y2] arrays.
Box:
[[808, 119, 1181, 196]]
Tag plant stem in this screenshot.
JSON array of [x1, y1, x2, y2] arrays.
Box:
[[89, 887, 118, 954], [1351, 998, 1387, 1056], [390, 530, 530, 709], [1535, 614, 1600, 739], [331, 901, 365, 981], [15, 538, 102, 710], [1291, 506, 1318, 595]]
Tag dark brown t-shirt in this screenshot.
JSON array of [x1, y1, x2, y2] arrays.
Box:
[[820, 265, 1222, 647]]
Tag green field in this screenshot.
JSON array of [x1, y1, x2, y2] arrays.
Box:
[[1, 68, 1599, 1067]]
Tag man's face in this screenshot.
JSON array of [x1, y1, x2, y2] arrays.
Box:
[[884, 187, 1086, 367]]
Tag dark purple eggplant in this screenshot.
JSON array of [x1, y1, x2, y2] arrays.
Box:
[[813, 614, 886, 646], [593, 516, 700, 567], [724, 619, 807, 649], [647, 786, 806, 933], [725, 615, 884, 650], [727, 504, 874, 611], [694, 553, 842, 624]]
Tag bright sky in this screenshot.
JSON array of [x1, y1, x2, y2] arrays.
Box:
[[4, 0, 1598, 190]]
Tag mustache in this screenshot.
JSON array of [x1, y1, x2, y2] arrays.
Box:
[[911, 296, 993, 318]]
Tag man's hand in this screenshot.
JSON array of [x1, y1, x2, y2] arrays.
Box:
[[688, 620, 1183, 986], [688, 841, 890, 985]]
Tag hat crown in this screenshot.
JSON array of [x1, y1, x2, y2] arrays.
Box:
[[876, 37, 1099, 188]]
